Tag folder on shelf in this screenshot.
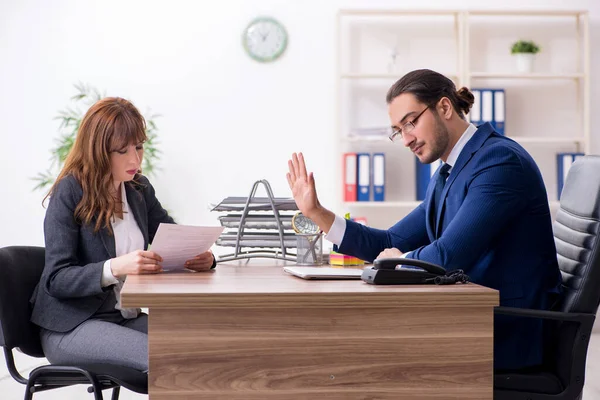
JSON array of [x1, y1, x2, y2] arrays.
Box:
[[343, 152, 357, 202], [470, 89, 481, 126], [415, 158, 441, 201], [493, 89, 505, 135], [372, 153, 385, 202], [557, 152, 585, 200], [480, 89, 494, 128], [357, 153, 371, 201]]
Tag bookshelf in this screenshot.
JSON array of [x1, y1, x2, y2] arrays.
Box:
[[335, 9, 590, 229]]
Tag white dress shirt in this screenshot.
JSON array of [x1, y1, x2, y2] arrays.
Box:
[[101, 183, 144, 319], [326, 123, 479, 254]]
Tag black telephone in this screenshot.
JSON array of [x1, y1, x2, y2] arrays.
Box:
[[361, 258, 469, 285]]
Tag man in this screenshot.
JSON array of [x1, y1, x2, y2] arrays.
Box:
[[287, 69, 562, 370]]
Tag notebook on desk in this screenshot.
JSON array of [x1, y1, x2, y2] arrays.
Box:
[[283, 266, 364, 280]]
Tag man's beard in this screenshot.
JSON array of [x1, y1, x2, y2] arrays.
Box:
[[422, 112, 450, 164]]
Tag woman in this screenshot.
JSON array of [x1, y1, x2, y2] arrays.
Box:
[[30, 97, 215, 372]]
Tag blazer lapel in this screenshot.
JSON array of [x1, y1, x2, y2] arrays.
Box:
[[434, 123, 496, 237], [125, 182, 149, 248], [99, 226, 116, 259]]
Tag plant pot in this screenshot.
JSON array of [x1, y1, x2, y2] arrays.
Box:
[[514, 53, 535, 73]]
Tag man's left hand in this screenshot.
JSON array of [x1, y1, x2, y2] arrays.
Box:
[[376, 248, 404, 260]]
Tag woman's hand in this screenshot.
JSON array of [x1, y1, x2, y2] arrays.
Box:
[[110, 250, 163, 278], [184, 250, 215, 272]]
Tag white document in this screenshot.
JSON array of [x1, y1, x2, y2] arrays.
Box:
[[150, 224, 224, 270]]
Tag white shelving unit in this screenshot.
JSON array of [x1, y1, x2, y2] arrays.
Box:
[[336, 9, 590, 229]]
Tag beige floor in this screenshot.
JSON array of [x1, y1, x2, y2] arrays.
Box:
[[2, 334, 600, 399]]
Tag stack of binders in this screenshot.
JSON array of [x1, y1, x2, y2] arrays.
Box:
[[471, 88, 505, 135], [343, 152, 386, 202]]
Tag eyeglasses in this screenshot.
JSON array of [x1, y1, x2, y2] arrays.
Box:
[[389, 106, 430, 143]]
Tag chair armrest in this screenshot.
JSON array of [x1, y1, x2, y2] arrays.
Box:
[[494, 306, 595, 326], [495, 306, 596, 397]]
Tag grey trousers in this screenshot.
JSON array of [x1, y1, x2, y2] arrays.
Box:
[[40, 312, 149, 372]]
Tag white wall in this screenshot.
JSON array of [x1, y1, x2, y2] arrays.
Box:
[[1, 0, 599, 249], [1, 0, 600, 397]]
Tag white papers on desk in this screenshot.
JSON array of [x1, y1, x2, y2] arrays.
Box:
[[150, 224, 224, 270]]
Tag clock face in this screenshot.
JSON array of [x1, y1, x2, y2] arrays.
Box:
[[242, 17, 288, 63]]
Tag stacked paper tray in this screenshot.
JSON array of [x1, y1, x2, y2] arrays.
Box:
[[218, 214, 293, 230], [211, 180, 299, 261], [211, 197, 298, 212], [216, 233, 297, 248]]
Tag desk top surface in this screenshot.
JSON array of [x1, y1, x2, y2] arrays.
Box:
[[122, 260, 498, 309]]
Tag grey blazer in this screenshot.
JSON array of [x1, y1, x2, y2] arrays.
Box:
[[30, 174, 177, 332]]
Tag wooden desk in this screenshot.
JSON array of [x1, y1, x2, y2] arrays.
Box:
[[122, 261, 498, 399]]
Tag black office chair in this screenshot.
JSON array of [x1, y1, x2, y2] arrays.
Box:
[[0, 246, 148, 400], [494, 155, 600, 400]]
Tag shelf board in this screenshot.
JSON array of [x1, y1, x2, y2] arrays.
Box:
[[342, 73, 459, 80], [339, 9, 460, 17], [343, 136, 585, 145], [467, 10, 586, 17], [337, 9, 586, 18], [343, 201, 421, 208], [344, 200, 560, 209], [470, 72, 584, 80], [344, 135, 390, 142], [508, 137, 585, 144]]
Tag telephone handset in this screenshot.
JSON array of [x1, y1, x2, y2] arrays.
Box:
[[361, 258, 469, 285]]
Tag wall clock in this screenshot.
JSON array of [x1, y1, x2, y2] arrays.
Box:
[[242, 16, 288, 63]]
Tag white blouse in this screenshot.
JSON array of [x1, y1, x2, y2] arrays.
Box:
[[101, 182, 144, 319]]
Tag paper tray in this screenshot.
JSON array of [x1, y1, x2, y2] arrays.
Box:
[[216, 232, 297, 248], [218, 214, 293, 230], [211, 197, 298, 212]]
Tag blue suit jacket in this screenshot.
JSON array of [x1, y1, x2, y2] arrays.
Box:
[[338, 123, 562, 370]]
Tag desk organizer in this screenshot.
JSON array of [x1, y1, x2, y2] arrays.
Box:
[[212, 180, 299, 262]]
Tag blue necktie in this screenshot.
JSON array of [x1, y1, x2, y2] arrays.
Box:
[[433, 162, 452, 224]]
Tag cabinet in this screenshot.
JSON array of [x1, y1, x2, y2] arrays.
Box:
[[336, 9, 590, 229]]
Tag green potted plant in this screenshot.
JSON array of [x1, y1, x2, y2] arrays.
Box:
[[511, 40, 541, 73], [33, 83, 162, 191]]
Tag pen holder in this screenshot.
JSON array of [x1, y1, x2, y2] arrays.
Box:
[[295, 233, 323, 265]]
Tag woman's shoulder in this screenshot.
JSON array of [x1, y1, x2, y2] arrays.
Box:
[[47, 174, 83, 212], [52, 174, 83, 198]]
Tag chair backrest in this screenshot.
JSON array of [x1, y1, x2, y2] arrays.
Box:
[[0, 246, 46, 357], [553, 155, 600, 315], [550, 155, 600, 389]]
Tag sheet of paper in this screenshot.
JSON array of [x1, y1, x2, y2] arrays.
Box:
[[150, 224, 224, 270]]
